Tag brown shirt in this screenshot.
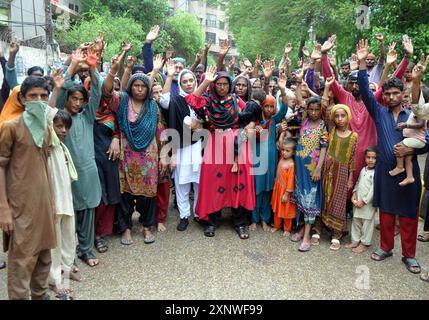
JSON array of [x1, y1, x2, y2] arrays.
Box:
[[0, 116, 56, 257]]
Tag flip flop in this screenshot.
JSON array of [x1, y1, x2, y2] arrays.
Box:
[[330, 239, 341, 251], [311, 234, 320, 246], [371, 248, 393, 261], [402, 257, 421, 274], [420, 271, 429, 282], [78, 252, 99, 267], [298, 241, 311, 252], [417, 232, 429, 242]]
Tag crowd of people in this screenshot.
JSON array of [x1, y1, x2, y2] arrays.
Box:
[[0, 25, 429, 300]]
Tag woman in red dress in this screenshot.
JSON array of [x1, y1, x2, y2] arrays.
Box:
[[185, 67, 256, 239]]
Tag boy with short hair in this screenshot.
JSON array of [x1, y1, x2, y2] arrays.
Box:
[[0, 76, 56, 300]]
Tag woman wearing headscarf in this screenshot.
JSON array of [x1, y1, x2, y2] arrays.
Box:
[[103, 55, 159, 246], [185, 67, 255, 239], [316, 104, 358, 251], [160, 60, 203, 231]]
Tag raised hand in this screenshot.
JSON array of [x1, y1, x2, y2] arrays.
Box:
[[243, 57, 253, 74], [321, 35, 336, 54], [166, 46, 174, 59], [195, 48, 203, 61], [350, 53, 359, 70], [204, 66, 218, 82], [386, 42, 397, 65], [412, 54, 428, 80], [356, 39, 369, 62], [146, 25, 160, 43], [297, 57, 303, 69], [325, 76, 335, 88], [166, 58, 175, 77], [86, 47, 99, 68], [375, 33, 384, 43], [254, 54, 262, 67], [153, 54, 164, 72], [94, 33, 106, 55], [285, 56, 292, 69], [277, 71, 288, 90], [262, 59, 274, 79], [219, 39, 231, 56], [72, 49, 88, 64], [204, 40, 212, 53], [109, 55, 121, 75], [9, 41, 20, 55], [402, 34, 414, 57], [52, 68, 65, 89], [302, 46, 310, 57], [126, 56, 136, 70], [122, 41, 133, 52], [284, 43, 293, 55], [296, 68, 304, 82], [311, 43, 322, 60], [228, 56, 236, 70], [329, 54, 337, 68]]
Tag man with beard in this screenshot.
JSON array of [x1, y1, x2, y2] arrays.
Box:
[[339, 61, 351, 82], [357, 39, 428, 275], [315, 35, 377, 185], [366, 33, 386, 85]]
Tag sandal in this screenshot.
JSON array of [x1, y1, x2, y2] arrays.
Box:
[[78, 252, 99, 267], [67, 265, 82, 282], [142, 228, 155, 244], [56, 293, 74, 300], [401, 257, 421, 274], [417, 231, 429, 242], [330, 239, 341, 251], [290, 230, 304, 243], [95, 238, 108, 253], [311, 234, 320, 246], [420, 271, 429, 282], [298, 241, 311, 252], [236, 225, 249, 240], [204, 225, 215, 237], [371, 248, 393, 261]]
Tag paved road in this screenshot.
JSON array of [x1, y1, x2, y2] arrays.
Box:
[[1, 207, 428, 300], [0, 155, 428, 300]]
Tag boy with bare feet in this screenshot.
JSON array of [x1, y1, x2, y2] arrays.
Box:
[[346, 147, 377, 253]]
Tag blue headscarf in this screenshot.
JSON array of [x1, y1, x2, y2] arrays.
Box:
[[117, 73, 158, 152]]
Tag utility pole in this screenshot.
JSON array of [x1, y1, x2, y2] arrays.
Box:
[[44, 0, 54, 73], [44, 0, 53, 45]]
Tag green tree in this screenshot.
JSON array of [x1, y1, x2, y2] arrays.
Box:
[[55, 10, 144, 60], [163, 12, 204, 63]]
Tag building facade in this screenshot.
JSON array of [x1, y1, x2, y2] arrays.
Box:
[[168, 0, 239, 60]]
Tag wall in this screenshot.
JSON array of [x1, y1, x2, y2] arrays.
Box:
[[0, 41, 48, 84]]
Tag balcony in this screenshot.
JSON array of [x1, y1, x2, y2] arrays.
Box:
[[51, 0, 81, 20]]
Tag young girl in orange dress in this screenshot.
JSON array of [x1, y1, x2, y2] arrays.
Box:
[[271, 133, 297, 237]]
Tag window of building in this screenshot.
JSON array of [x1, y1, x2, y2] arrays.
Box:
[[219, 21, 225, 30], [205, 32, 216, 45], [228, 36, 236, 48], [206, 14, 217, 28], [68, 3, 74, 11], [74, 5, 79, 12]]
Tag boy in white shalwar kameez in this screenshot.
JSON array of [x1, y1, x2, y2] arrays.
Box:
[[346, 146, 377, 253], [48, 110, 78, 298]]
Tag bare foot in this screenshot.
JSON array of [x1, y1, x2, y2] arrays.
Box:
[[281, 230, 291, 237], [352, 243, 369, 253], [271, 227, 278, 233], [67, 265, 82, 282], [157, 222, 166, 232], [389, 167, 405, 176], [249, 223, 256, 231], [345, 242, 359, 249], [399, 177, 415, 187], [261, 221, 271, 232], [50, 284, 72, 295], [231, 162, 238, 173]]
